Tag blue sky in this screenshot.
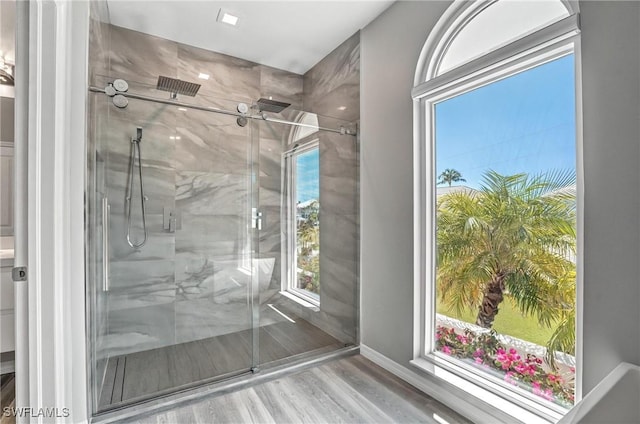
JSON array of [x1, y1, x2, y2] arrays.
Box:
[[435, 54, 576, 189], [296, 148, 319, 203]]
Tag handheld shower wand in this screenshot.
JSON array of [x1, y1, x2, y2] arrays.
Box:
[[126, 127, 148, 249]]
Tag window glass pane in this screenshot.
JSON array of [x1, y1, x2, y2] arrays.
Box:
[[291, 112, 320, 142], [295, 148, 320, 295], [434, 55, 576, 407], [438, 0, 569, 75]]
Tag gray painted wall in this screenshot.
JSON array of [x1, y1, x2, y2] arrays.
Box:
[[361, 0, 640, 406], [361, 0, 448, 366], [579, 0, 640, 392]]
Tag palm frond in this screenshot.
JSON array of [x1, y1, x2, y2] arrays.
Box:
[[545, 310, 576, 370], [437, 170, 577, 352]]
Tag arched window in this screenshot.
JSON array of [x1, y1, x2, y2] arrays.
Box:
[[289, 111, 319, 143], [412, 1, 581, 420], [435, 1, 570, 76]]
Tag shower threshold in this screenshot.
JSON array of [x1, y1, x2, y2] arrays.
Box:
[[95, 316, 350, 416]]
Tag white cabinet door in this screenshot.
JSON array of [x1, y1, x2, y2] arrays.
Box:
[[0, 266, 14, 353], [0, 144, 14, 235]]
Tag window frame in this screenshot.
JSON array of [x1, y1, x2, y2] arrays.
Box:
[[412, 1, 583, 420], [282, 138, 321, 307]]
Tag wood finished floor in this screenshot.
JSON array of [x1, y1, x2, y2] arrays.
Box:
[[0, 373, 15, 424], [126, 355, 473, 424], [100, 318, 344, 409]]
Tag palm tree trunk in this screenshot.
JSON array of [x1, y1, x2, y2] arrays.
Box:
[[475, 272, 505, 328]]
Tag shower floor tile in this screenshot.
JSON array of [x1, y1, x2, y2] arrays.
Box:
[[98, 316, 343, 410]]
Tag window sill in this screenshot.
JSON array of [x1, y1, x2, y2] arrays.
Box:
[[278, 290, 320, 311], [410, 356, 564, 424]]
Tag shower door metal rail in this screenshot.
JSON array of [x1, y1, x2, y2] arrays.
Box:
[[88, 85, 356, 136]]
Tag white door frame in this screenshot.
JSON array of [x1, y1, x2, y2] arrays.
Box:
[[15, 1, 90, 422]]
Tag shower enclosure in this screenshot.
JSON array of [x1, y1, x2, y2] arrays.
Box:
[[86, 60, 359, 412]]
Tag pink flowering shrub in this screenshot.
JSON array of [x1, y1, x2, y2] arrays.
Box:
[[435, 326, 574, 407]]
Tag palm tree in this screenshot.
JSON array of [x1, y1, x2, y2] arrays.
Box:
[[437, 170, 576, 356], [297, 220, 317, 251], [544, 270, 576, 368], [297, 200, 319, 249], [438, 169, 467, 187]]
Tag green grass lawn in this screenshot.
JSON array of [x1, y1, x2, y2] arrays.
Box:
[[436, 296, 556, 347]]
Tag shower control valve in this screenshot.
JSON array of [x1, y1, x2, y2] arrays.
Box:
[[163, 207, 182, 232]]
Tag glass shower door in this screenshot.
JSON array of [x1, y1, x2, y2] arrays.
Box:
[[172, 100, 258, 371], [88, 78, 258, 413], [251, 108, 359, 369]]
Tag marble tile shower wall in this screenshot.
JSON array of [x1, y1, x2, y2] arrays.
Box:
[[94, 25, 304, 357], [273, 32, 361, 344]]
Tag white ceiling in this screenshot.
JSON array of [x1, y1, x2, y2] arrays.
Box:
[[106, 1, 394, 74]]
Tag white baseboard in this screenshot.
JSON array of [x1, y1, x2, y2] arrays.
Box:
[[0, 359, 15, 375], [359, 344, 520, 424]]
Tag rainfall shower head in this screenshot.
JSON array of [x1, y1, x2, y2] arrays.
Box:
[[156, 76, 201, 97], [256, 98, 291, 113]]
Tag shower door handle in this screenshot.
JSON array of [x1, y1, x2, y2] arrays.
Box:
[[102, 196, 110, 292]]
